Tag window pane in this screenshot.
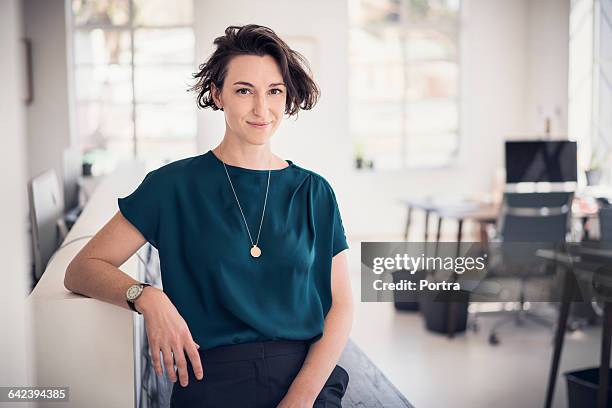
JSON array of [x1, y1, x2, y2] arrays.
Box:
[[134, 66, 194, 103], [76, 103, 133, 148], [349, 0, 401, 26], [404, 0, 460, 22], [136, 138, 198, 171], [349, 26, 403, 64], [350, 63, 404, 101], [405, 132, 458, 167], [363, 134, 404, 170], [133, 0, 193, 26], [406, 99, 458, 134], [350, 101, 403, 135], [101, 138, 198, 173], [72, 0, 129, 26], [74, 29, 131, 65], [135, 103, 196, 139], [75, 65, 132, 103], [134, 29, 194, 65], [405, 28, 457, 61], [600, 60, 612, 127], [405, 61, 458, 100]]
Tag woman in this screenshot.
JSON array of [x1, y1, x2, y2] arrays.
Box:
[[64, 24, 353, 408]]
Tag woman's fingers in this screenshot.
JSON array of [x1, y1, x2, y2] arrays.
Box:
[[140, 290, 203, 386], [185, 341, 204, 380], [173, 342, 189, 387], [149, 343, 163, 376], [161, 345, 177, 382]]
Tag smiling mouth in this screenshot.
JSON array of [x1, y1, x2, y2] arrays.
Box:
[[247, 121, 271, 128]]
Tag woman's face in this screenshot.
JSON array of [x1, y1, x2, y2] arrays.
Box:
[[213, 54, 287, 146]]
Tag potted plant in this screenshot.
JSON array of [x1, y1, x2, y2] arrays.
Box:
[[355, 142, 364, 169]]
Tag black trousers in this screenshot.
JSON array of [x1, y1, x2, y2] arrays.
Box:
[[170, 339, 349, 408]]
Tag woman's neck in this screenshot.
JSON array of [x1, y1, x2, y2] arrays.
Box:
[[213, 139, 288, 170]]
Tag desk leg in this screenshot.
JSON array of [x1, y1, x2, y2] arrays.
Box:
[[544, 267, 574, 408], [446, 219, 464, 338], [598, 302, 612, 408], [456, 219, 463, 244], [434, 216, 443, 258], [404, 206, 412, 241], [479, 222, 489, 246]]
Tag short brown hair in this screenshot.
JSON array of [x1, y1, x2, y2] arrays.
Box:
[[190, 24, 319, 117]]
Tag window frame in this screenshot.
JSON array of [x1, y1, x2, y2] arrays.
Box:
[[348, 0, 463, 171], [68, 0, 197, 165]]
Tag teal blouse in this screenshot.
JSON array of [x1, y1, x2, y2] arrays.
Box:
[[118, 150, 349, 350]]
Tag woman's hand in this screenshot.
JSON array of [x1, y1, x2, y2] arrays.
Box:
[[135, 286, 204, 387]]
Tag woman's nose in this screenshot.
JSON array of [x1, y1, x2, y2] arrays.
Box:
[[252, 94, 269, 117]]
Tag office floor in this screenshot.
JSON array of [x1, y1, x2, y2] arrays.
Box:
[[346, 236, 601, 408]]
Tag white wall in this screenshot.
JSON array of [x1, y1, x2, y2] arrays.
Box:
[[193, 0, 569, 237], [193, 0, 351, 174], [525, 0, 570, 136], [0, 0, 36, 397], [23, 0, 72, 201], [20, 0, 570, 240]]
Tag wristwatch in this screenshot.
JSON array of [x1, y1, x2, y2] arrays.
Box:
[[126, 283, 151, 314]]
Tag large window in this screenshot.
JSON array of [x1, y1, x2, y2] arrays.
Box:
[[70, 0, 197, 173], [349, 0, 461, 170], [568, 0, 612, 184]]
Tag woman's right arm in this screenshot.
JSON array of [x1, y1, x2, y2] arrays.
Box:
[[64, 210, 204, 387]]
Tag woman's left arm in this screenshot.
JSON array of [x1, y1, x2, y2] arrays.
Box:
[[277, 249, 354, 407]]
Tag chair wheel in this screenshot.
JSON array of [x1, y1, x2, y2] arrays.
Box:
[[489, 333, 500, 345]]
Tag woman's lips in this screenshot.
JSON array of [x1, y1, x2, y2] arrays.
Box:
[[247, 121, 270, 129]]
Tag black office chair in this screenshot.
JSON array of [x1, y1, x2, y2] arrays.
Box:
[[599, 207, 612, 242], [481, 192, 573, 345]]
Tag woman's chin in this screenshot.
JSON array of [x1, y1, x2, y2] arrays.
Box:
[[242, 133, 272, 145]]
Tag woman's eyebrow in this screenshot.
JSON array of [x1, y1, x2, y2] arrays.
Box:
[[232, 81, 286, 87]]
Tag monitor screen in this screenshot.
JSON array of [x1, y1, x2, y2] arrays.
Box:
[[505, 141, 577, 183]]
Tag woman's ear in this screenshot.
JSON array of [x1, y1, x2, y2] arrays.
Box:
[[211, 83, 224, 111]]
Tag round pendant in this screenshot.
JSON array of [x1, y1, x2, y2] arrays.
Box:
[[250, 245, 261, 258]]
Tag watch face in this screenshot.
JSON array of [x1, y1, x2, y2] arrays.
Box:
[[127, 285, 141, 301]]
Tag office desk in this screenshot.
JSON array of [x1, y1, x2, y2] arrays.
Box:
[[26, 159, 150, 407], [403, 197, 606, 244], [539, 244, 612, 408], [401, 198, 498, 243]]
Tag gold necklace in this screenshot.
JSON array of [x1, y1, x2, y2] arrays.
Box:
[[219, 149, 271, 258]]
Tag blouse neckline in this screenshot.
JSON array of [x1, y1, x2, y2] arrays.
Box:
[[207, 149, 294, 175]]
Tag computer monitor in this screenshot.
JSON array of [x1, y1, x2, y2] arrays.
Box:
[[62, 147, 82, 210], [505, 140, 577, 183]]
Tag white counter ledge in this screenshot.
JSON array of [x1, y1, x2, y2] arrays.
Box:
[[27, 159, 150, 408]]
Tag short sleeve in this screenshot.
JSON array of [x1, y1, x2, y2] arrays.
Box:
[[332, 195, 349, 257], [117, 170, 162, 249], [322, 179, 349, 257]]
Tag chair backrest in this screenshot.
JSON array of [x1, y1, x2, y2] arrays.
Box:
[[498, 192, 573, 243], [28, 169, 64, 281], [600, 207, 612, 242]]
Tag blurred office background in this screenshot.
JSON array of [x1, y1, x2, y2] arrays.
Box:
[[1, 0, 611, 407]]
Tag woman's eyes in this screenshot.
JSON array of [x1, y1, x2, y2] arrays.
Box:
[[235, 88, 283, 95]]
